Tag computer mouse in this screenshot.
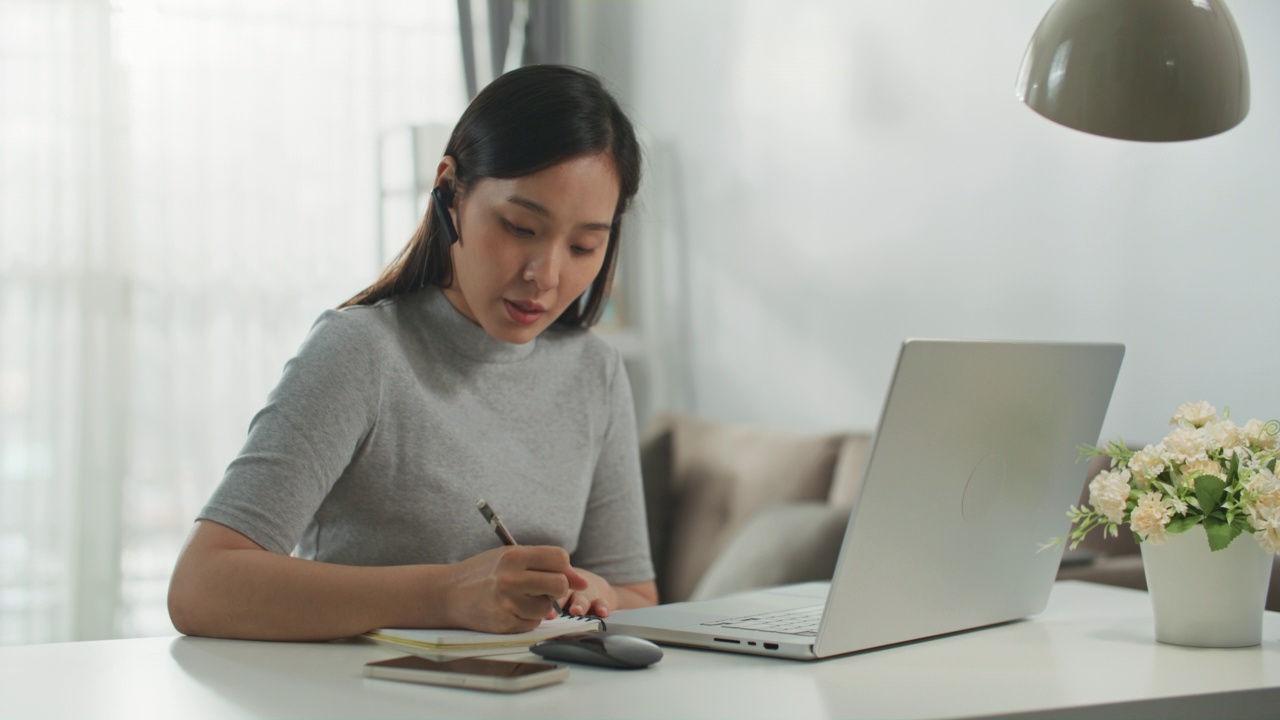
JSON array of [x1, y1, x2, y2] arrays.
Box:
[[529, 631, 663, 669]]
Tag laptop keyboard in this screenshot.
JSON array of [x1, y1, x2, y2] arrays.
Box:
[[700, 605, 823, 636]]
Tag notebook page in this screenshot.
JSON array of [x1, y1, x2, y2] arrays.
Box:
[[365, 615, 601, 650]]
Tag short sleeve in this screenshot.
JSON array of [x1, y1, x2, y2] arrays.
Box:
[[198, 309, 381, 554], [570, 350, 656, 585]]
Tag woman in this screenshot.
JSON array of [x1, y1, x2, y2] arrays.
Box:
[[168, 65, 658, 641]]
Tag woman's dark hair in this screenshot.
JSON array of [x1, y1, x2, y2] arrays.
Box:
[[342, 64, 642, 328]]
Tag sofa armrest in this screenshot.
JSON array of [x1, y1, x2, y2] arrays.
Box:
[[639, 414, 677, 600]]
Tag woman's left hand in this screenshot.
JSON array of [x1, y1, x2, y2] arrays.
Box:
[[553, 567, 619, 619]]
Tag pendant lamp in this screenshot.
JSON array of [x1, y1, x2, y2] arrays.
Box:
[[1016, 0, 1249, 141]]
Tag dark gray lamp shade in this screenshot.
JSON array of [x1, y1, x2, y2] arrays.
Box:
[[1016, 0, 1249, 141]]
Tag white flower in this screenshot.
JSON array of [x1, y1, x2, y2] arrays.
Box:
[[1069, 403, 1280, 555], [1161, 427, 1210, 464], [1244, 418, 1279, 451], [1130, 491, 1177, 546], [1248, 489, 1280, 555], [1246, 467, 1280, 495], [1088, 469, 1131, 524], [1203, 419, 1249, 454], [1171, 401, 1218, 428], [1178, 458, 1227, 490], [1126, 445, 1166, 486]]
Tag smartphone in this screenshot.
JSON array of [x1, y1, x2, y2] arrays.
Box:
[[363, 655, 569, 693]]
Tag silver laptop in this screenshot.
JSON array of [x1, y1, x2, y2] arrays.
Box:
[[608, 339, 1124, 660]]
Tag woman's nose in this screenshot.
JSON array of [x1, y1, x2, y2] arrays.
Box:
[[522, 247, 560, 291]]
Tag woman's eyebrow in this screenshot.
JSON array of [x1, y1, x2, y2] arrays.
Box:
[[506, 195, 612, 232]]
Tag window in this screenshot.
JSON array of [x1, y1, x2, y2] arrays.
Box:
[[0, 0, 466, 643]]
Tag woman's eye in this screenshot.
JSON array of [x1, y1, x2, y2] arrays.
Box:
[[571, 245, 599, 256], [502, 219, 534, 237]]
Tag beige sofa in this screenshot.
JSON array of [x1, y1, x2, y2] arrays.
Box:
[[639, 414, 1280, 611]]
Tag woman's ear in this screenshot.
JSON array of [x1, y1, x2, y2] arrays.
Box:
[[433, 156, 457, 189]]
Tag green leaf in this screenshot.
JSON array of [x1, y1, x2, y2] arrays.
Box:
[[1083, 438, 1134, 465], [1204, 517, 1242, 552], [1166, 516, 1199, 534], [1229, 451, 1241, 484], [1075, 443, 1101, 462], [1195, 476, 1227, 515], [1038, 538, 1064, 553]]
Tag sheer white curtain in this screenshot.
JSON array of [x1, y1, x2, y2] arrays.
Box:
[[0, 0, 466, 644]]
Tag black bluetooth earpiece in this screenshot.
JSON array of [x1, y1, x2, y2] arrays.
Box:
[[431, 184, 459, 244]]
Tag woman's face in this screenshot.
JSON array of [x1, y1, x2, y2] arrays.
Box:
[[440, 153, 619, 345]]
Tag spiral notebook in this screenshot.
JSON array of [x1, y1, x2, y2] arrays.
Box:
[[364, 614, 602, 658]]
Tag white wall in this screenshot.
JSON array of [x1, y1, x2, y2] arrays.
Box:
[[573, 0, 1280, 445]]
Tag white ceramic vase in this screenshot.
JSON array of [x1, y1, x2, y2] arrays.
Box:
[[1140, 525, 1273, 647]]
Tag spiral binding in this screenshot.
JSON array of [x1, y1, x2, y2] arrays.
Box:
[[560, 609, 608, 631]]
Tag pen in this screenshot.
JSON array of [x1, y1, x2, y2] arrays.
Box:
[[476, 499, 565, 616]]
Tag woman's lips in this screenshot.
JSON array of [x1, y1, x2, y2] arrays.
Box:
[[504, 299, 546, 326]]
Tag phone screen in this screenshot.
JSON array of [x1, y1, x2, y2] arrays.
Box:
[[365, 654, 569, 693], [369, 656, 559, 677]]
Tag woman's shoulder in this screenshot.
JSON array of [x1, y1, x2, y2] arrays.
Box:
[[539, 324, 625, 375], [299, 302, 403, 359]]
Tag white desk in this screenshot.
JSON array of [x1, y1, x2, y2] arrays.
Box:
[[2, 582, 1277, 719]]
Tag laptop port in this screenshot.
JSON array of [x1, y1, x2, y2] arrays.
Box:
[[764, 643, 779, 650], [713, 638, 741, 644]]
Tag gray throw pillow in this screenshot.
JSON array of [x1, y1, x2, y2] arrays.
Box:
[[689, 502, 851, 601]]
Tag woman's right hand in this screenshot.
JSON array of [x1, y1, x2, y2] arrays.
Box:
[[441, 545, 587, 633]]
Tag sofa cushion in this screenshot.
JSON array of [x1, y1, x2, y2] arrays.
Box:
[[660, 416, 847, 602], [689, 501, 850, 601], [827, 433, 874, 508]]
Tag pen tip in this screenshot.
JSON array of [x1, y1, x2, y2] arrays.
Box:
[[476, 499, 486, 509]]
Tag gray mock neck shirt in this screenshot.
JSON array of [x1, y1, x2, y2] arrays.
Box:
[[199, 286, 654, 585]]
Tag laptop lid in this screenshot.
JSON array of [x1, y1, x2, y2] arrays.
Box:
[[812, 339, 1124, 657], [608, 339, 1124, 659]]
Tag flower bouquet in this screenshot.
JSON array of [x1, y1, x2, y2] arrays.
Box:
[[1062, 401, 1280, 554]]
